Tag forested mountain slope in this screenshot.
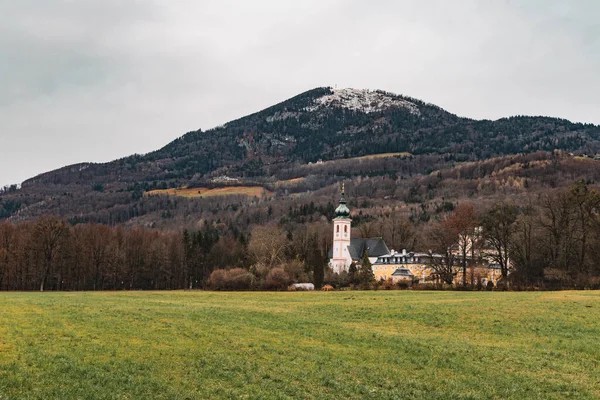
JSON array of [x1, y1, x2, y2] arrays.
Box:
[[2, 87, 600, 224]]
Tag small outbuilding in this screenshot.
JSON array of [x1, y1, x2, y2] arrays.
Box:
[[390, 268, 414, 282]]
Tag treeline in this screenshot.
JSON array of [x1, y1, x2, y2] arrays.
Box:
[[420, 181, 600, 289], [506, 181, 600, 288], [2, 181, 600, 291], [0, 217, 329, 292], [0, 219, 246, 291]]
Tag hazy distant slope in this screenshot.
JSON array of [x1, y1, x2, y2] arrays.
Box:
[[3, 86, 600, 222]]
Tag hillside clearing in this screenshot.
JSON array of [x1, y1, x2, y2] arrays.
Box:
[[353, 152, 412, 160], [274, 177, 306, 186], [0, 291, 598, 399], [147, 186, 272, 198]]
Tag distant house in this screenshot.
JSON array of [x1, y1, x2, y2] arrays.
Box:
[[372, 249, 440, 281], [390, 268, 414, 282]]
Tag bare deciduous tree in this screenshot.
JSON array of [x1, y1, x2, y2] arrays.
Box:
[[33, 217, 68, 292], [248, 225, 288, 269]]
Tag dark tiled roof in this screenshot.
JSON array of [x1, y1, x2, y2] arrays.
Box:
[[348, 238, 390, 261], [328, 237, 390, 261], [391, 268, 414, 277]]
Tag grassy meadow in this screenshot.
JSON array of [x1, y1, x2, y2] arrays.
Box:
[[0, 291, 598, 399]]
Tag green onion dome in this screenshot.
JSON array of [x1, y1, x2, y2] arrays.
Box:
[[334, 189, 350, 218]]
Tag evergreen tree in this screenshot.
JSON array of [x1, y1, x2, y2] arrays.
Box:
[[348, 262, 359, 285], [313, 253, 326, 290], [359, 251, 375, 287]]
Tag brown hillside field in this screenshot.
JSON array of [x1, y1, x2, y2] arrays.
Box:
[[147, 186, 273, 198], [274, 177, 306, 185], [354, 152, 412, 160], [305, 152, 412, 168]]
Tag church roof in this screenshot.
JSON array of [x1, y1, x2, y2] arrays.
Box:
[[328, 237, 390, 261]]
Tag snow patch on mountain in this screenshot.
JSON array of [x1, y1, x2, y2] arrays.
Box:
[[307, 88, 420, 115]]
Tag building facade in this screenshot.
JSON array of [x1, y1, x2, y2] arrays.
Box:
[[329, 187, 389, 273], [373, 249, 502, 285], [329, 188, 504, 285]]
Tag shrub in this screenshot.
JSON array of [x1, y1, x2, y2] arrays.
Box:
[[496, 279, 509, 291], [227, 268, 254, 290], [207, 269, 227, 290], [208, 268, 254, 290], [380, 278, 396, 290], [396, 281, 410, 290], [284, 259, 311, 283], [324, 271, 350, 288], [263, 267, 291, 290], [412, 283, 439, 290]]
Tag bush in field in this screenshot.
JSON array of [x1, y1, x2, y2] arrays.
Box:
[[263, 267, 291, 290], [283, 259, 311, 283], [208, 268, 254, 290], [396, 281, 410, 290], [208, 269, 228, 289], [412, 283, 440, 290], [228, 268, 255, 290], [380, 278, 396, 290], [324, 269, 350, 288]]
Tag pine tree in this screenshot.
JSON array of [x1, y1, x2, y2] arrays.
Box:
[[359, 251, 375, 287], [348, 263, 358, 285]]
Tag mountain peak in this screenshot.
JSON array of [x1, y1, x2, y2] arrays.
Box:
[[307, 87, 421, 115]]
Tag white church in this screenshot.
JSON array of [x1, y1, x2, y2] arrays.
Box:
[[328, 186, 504, 286], [328, 186, 389, 273]]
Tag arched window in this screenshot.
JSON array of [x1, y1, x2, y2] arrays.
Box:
[[344, 225, 348, 233], [336, 225, 339, 233]]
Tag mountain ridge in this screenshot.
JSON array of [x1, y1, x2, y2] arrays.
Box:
[[20, 86, 599, 186], [3, 86, 600, 223]]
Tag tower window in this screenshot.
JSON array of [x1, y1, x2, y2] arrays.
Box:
[[344, 225, 348, 233], [336, 225, 339, 233]]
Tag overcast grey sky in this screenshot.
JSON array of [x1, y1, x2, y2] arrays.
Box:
[[1, 0, 599, 186]]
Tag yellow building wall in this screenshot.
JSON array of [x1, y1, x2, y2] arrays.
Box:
[[372, 263, 432, 281], [373, 263, 501, 285]]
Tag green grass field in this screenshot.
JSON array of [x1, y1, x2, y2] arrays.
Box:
[[0, 291, 598, 399]]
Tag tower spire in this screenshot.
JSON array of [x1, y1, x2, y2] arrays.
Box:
[[335, 182, 350, 218]]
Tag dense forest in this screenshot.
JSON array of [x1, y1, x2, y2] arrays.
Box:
[[1, 180, 599, 291]]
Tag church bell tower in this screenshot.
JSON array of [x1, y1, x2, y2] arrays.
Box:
[[330, 184, 352, 273]]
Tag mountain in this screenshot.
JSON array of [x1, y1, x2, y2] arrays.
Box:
[[2, 87, 600, 225]]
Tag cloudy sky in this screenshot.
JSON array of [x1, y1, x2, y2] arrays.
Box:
[[1, 0, 598, 186]]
